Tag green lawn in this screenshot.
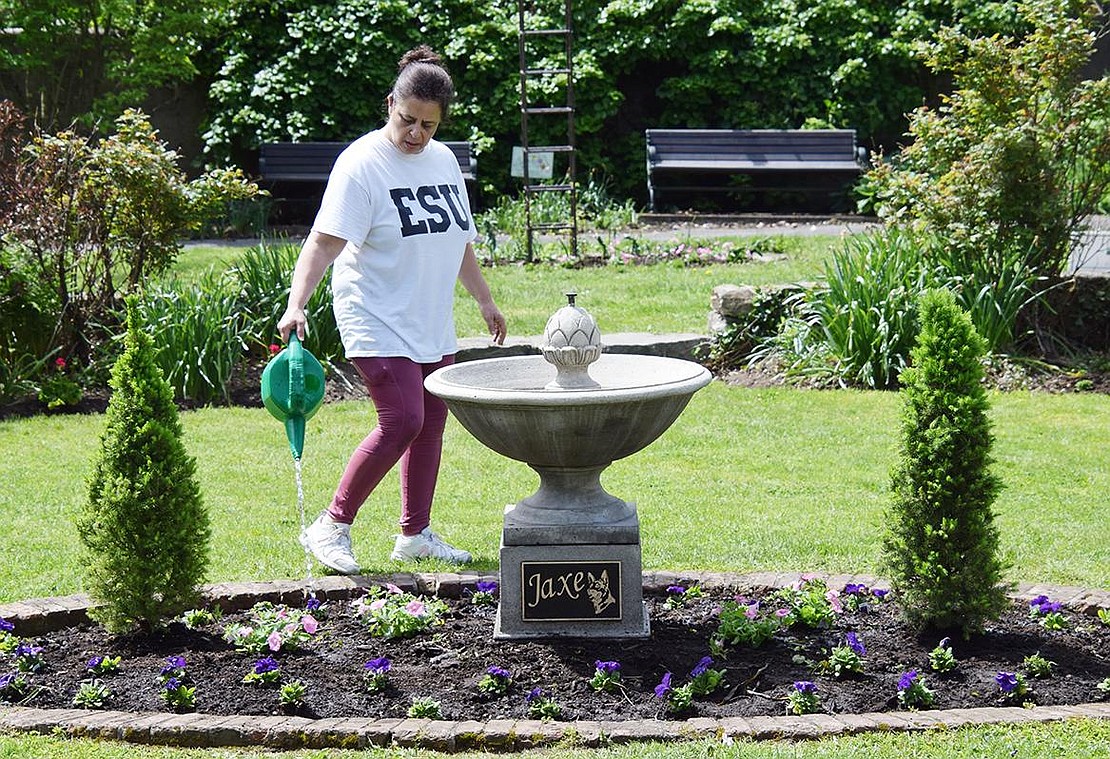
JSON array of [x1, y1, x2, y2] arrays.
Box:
[[456, 248, 826, 337], [3, 383, 1107, 603], [169, 234, 836, 337]]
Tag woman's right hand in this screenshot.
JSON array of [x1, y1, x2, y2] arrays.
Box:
[[277, 307, 307, 343]]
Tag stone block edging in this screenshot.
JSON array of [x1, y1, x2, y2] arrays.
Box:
[[1, 570, 1108, 751], [2, 703, 1109, 751]]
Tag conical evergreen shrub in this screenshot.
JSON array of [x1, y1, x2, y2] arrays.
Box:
[[883, 288, 1011, 635], [79, 297, 211, 632]]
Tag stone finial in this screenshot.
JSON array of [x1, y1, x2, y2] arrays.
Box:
[[541, 292, 602, 389]]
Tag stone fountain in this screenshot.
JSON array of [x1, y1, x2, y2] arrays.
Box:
[[425, 295, 711, 638]]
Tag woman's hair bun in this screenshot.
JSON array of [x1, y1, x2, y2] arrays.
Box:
[[398, 45, 442, 71]]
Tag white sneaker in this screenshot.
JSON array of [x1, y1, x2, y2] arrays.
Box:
[[299, 512, 361, 575], [391, 527, 472, 564]]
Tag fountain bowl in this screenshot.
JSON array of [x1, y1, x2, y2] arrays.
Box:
[[425, 353, 711, 469]]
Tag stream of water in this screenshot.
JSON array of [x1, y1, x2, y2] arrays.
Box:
[[294, 456, 316, 600]]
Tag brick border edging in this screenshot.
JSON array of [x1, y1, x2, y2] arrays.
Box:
[[1, 570, 1108, 751]]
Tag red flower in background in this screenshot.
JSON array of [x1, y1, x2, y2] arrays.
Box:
[[269, 344, 280, 354], [54, 357, 66, 370]]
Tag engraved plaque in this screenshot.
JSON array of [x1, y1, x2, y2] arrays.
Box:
[[520, 561, 622, 621]]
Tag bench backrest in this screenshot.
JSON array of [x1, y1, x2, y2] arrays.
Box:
[[646, 129, 858, 164], [260, 140, 476, 181]]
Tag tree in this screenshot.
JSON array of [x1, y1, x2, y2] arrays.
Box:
[[883, 289, 1010, 635], [0, 0, 222, 130], [202, 0, 1027, 200], [78, 297, 211, 633]]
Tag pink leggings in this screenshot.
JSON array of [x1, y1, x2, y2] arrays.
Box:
[[326, 355, 454, 536]]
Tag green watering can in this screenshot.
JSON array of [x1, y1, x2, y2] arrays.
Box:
[[261, 333, 326, 460]]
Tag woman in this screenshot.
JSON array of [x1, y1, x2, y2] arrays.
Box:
[[277, 46, 506, 574]]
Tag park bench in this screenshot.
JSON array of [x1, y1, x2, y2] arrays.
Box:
[[259, 140, 479, 211], [644, 129, 867, 212]]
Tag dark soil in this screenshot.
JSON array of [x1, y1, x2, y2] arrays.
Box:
[[10, 585, 1110, 721]]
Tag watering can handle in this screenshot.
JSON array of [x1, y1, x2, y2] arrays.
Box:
[[287, 333, 306, 417]]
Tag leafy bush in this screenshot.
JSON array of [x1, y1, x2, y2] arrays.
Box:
[[753, 228, 929, 388], [134, 271, 251, 405], [0, 105, 261, 370], [0, 1, 219, 130], [0, 244, 59, 404], [867, 0, 1110, 280], [883, 289, 1010, 635], [231, 241, 343, 361], [744, 225, 1044, 387], [78, 298, 211, 633]]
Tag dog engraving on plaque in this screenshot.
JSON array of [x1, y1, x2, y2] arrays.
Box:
[[520, 561, 622, 621]]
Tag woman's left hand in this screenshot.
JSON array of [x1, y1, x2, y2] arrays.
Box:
[[481, 301, 507, 345]]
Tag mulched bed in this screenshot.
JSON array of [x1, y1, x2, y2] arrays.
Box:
[[7, 584, 1109, 721]]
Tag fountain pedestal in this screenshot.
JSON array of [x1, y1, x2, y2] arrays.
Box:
[[498, 516, 647, 639], [425, 296, 710, 639], [496, 459, 647, 638]]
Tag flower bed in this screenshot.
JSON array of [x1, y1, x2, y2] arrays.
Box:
[[2, 578, 1108, 722]]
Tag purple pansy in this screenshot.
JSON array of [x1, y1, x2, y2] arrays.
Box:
[[253, 657, 279, 675], [1029, 595, 1062, 615], [654, 672, 674, 698], [363, 657, 391, 674], [486, 665, 511, 679], [995, 671, 1019, 693], [690, 656, 714, 678], [898, 669, 918, 691], [846, 632, 866, 655], [595, 660, 620, 674], [793, 680, 817, 694]]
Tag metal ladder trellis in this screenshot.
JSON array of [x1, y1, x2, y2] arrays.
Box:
[[517, 0, 578, 262]]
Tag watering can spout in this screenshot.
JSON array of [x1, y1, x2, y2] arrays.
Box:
[[285, 416, 307, 460], [261, 333, 326, 460]]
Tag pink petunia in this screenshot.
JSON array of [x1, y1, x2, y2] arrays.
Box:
[[404, 600, 426, 617], [267, 631, 283, 652], [825, 589, 843, 614], [385, 583, 403, 595], [744, 602, 760, 620], [775, 608, 791, 618], [302, 615, 318, 634], [368, 599, 387, 611]]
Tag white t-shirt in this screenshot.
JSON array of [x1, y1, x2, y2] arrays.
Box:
[[311, 129, 477, 362]]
